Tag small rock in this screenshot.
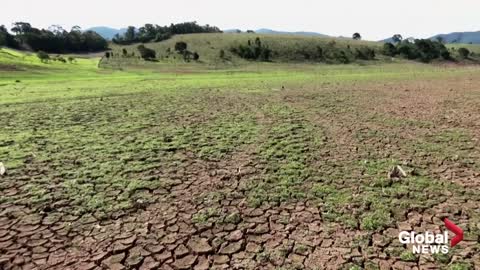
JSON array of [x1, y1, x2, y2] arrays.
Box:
[[389, 165, 407, 179], [102, 253, 125, 269], [245, 242, 261, 253], [227, 230, 244, 242], [139, 256, 160, 270], [194, 256, 210, 270], [174, 244, 189, 258], [173, 255, 197, 269], [213, 255, 229, 264], [187, 237, 213, 254], [76, 262, 97, 270], [219, 240, 243, 255]]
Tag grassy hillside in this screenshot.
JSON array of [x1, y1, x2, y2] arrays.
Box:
[[448, 43, 480, 54], [107, 33, 384, 66], [0, 48, 100, 72]]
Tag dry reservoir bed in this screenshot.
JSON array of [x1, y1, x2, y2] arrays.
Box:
[[1, 67, 480, 269]]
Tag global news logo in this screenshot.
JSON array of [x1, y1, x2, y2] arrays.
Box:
[[398, 218, 463, 254]]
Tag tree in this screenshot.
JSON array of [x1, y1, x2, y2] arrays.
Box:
[[11, 22, 32, 35], [392, 34, 403, 43], [174, 41, 188, 53], [352, 33, 361, 40], [458, 47, 470, 59], [125, 26, 136, 42], [82, 31, 108, 52], [0, 25, 18, 48]]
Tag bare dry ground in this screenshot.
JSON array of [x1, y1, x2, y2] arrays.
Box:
[[1, 68, 480, 270]]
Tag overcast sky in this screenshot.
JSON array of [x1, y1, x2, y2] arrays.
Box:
[[1, 0, 479, 40]]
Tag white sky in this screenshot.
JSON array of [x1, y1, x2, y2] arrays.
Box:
[[1, 0, 479, 40]]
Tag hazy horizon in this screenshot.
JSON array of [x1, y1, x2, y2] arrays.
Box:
[[2, 0, 479, 41]]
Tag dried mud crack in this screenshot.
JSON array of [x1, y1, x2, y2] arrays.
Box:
[[1, 74, 480, 269]]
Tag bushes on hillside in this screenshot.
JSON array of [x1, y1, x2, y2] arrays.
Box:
[[383, 39, 450, 62], [355, 47, 375, 60], [230, 37, 272, 61], [231, 38, 378, 64]]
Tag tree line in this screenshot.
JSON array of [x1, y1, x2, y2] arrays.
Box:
[[0, 22, 108, 53], [112, 22, 221, 45]]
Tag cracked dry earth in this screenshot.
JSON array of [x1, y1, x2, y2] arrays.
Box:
[[1, 72, 480, 270]]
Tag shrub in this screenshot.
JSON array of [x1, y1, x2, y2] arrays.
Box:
[[335, 50, 351, 64], [56, 56, 67, 63], [355, 47, 375, 60], [36, 51, 50, 62], [396, 41, 419, 60], [458, 47, 470, 59], [174, 41, 188, 53], [137, 45, 156, 60], [193, 52, 199, 61], [382, 43, 397, 57]]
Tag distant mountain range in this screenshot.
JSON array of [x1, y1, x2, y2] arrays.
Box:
[[89, 27, 330, 39], [87, 26, 480, 44], [430, 31, 480, 44], [87, 27, 127, 40], [381, 31, 480, 44], [224, 28, 329, 37]]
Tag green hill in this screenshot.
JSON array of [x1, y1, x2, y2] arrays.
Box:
[[448, 43, 480, 54], [107, 33, 383, 66], [0, 48, 100, 71]]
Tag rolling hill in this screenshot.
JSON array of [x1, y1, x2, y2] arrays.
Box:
[[107, 33, 383, 66]]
